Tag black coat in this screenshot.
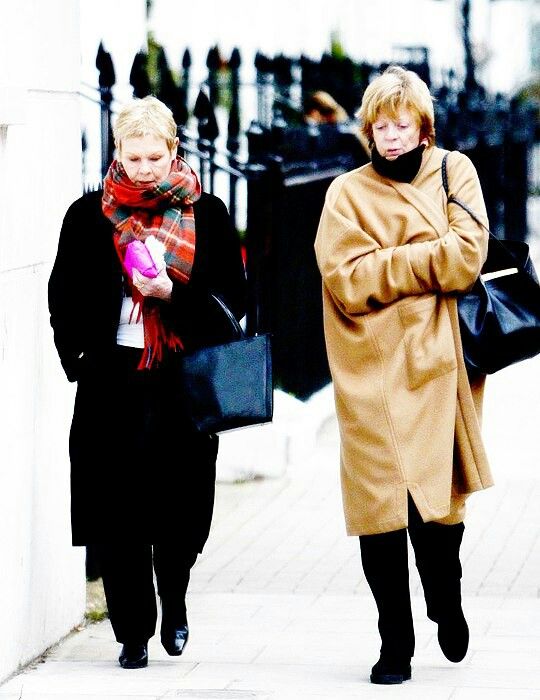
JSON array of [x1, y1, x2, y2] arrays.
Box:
[[48, 190, 247, 547]]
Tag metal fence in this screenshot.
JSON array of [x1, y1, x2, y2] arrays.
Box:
[[84, 43, 539, 400]]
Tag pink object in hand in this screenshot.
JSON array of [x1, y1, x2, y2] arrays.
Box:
[[124, 240, 159, 279]]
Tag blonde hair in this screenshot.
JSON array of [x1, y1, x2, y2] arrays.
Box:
[[357, 66, 435, 146], [113, 95, 178, 153]]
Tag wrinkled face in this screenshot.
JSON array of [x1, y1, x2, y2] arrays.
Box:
[[119, 133, 177, 187], [372, 107, 421, 160]]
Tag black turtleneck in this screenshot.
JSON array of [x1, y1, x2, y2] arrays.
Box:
[[371, 144, 426, 183]]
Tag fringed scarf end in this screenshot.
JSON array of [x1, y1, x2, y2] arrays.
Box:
[[137, 311, 184, 371]]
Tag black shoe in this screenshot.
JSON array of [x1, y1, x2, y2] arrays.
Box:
[[370, 657, 412, 685], [161, 623, 189, 656], [119, 642, 148, 669], [437, 608, 469, 662]]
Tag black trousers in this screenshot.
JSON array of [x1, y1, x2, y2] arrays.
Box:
[[359, 494, 465, 664], [97, 543, 198, 644]]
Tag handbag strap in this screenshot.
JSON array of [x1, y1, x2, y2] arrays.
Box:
[[210, 293, 245, 340], [441, 153, 494, 235], [441, 152, 523, 265]]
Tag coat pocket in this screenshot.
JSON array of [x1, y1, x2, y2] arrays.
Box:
[[398, 295, 457, 390]]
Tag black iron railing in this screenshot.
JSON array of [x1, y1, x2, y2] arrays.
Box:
[[82, 41, 539, 399]]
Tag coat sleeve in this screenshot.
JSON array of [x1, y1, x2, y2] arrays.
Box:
[[48, 197, 87, 382], [200, 194, 247, 322], [166, 194, 247, 345], [314, 153, 489, 315]]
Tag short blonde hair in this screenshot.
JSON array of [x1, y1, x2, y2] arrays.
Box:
[[113, 95, 177, 153], [357, 66, 435, 146]]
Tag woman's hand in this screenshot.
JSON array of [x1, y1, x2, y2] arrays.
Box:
[[132, 267, 173, 301]]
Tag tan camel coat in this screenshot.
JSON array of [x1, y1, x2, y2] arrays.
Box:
[[314, 146, 494, 536]]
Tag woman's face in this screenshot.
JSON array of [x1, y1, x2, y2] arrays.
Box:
[[119, 133, 178, 187], [372, 108, 421, 160]]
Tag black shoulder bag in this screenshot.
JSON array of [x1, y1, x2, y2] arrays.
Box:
[[179, 294, 273, 433], [442, 152, 540, 375]]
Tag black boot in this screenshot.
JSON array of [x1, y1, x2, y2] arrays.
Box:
[[437, 607, 469, 663], [153, 545, 198, 657], [161, 622, 189, 656], [160, 599, 189, 656], [119, 642, 148, 669], [359, 529, 414, 684], [408, 496, 469, 663], [370, 657, 412, 684]]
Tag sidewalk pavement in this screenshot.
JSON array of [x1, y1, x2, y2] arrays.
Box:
[[2, 364, 539, 699], [1, 205, 539, 699]]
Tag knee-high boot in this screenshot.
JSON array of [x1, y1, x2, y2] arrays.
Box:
[[407, 496, 469, 662], [359, 529, 414, 682]]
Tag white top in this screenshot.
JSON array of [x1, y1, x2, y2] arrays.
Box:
[[116, 295, 144, 348], [116, 236, 166, 349]]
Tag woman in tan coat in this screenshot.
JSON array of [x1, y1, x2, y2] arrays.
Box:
[[314, 66, 493, 685]]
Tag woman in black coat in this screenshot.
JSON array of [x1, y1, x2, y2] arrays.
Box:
[[48, 96, 246, 669]]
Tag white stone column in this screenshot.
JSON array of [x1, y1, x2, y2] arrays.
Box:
[[0, 0, 86, 683]]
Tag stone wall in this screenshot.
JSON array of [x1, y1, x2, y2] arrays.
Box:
[[0, 0, 86, 683]]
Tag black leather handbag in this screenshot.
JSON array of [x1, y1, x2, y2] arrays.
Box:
[[179, 294, 273, 433], [442, 153, 540, 375]]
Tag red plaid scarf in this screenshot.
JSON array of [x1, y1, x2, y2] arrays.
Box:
[[102, 156, 202, 369]]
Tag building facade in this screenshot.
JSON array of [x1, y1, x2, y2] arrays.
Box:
[[0, 0, 85, 683]]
